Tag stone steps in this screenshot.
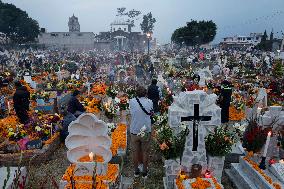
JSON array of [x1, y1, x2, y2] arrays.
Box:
[[226, 157, 284, 189], [225, 163, 258, 189]]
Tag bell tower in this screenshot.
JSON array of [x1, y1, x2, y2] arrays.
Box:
[[68, 14, 80, 32]]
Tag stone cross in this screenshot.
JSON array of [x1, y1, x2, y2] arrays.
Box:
[[181, 104, 212, 151], [168, 90, 221, 173]]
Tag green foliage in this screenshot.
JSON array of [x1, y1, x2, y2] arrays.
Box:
[[171, 20, 217, 47], [140, 12, 156, 34], [242, 120, 267, 153], [272, 59, 284, 78], [116, 7, 141, 27], [205, 125, 240, 156], [0, 1, 40, 43]]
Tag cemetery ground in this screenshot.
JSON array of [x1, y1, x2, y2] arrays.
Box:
[[26, 139, 236, 189]]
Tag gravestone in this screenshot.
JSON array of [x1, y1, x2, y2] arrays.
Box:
[[258, 106, 284, 158], [256, 88, 267, 108], [168, 90, 221, 173], [197, 67, 213, 87]]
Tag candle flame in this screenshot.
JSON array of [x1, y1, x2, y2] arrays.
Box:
[[89, 152, 94, 162], [268, 131, 272, 136]]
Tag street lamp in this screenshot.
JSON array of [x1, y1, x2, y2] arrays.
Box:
[[146, 32, 151, 55]]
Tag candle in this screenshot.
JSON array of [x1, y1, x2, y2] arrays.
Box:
[[204, 170, 212, 178], [263, 131, 272, 157], [89, 152, 94, 162], [279, 159, 284, 164], [7, 101, 11, 114]]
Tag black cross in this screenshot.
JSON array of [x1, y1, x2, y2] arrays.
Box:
[[181, 104, 212, 151]]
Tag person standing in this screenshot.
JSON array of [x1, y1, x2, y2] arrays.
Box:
[[220, 79, 233, 123], [13, 81, 30, 124], [67, 90, 85, 117], [129, 86, 153, 178], [147, 79, 160, 113]]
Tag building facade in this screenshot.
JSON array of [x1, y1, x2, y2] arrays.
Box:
[[220, 33, 263, 49], [38, 15, 94, 51], [94, 16, 148, 52]]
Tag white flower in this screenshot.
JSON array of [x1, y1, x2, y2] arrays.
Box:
[[35, 126, 42, 132], [137, 125, 147, 137]]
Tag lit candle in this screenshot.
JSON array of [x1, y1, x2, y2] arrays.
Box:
[[263, 131, 272, 157], [89, 152, 94, 162], [279, 159, 284, 164], [7, 101, 11, 114], [204, 170, 212, 178]]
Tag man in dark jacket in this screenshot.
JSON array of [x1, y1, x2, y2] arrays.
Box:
[[13, 81, 30, 123], [67, 90, 85, 117], [147, 79, 160, 113], [219, 79, 233, 123]]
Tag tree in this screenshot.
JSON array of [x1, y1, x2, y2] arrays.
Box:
[[116, 7, 141, 27], [140, 12, 156, 34], [171, 20, 217, 47], [256, 30, 273, 51], [0, 1, 40, 43], [272, 59, 284, 78]]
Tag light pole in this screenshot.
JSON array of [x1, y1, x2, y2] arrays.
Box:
[[146, 32, 151, 56]]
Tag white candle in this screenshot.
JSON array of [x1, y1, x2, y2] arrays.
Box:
[[263, 131, 272, 157], [7, 101, 11, 114], [89, 152, 94, 162]]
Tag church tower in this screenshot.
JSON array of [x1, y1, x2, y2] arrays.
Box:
[[68, 14, 80, 32]]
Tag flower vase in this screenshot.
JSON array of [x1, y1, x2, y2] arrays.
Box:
[[207, 155, 225, 183], [164, 158, 181, 189]]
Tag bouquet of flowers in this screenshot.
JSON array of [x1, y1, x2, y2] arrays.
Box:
[[242, 120, 267, 153], [205, 125, 240, 156], [92, 83, 107, 96], [106, 85, 118, 99], [125, 86, 136, 99], [118, 97, 129, 111], [104, 102, 118, 120]]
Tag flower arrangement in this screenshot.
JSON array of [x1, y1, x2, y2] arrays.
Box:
[[103, 102, 117, 120], [118, 97, 129, 111], [30, 91, 50, 102], [154, 120, 188, 160], [110, 123, 127, 156], [106, 85, 118, 99], [62, 164, 119, 189], [205, 125, 240, 156], [191, 177, 211, 189], [125, 86, 136, 99], [92, 83, 107, 96], [0, 112, 62, 152], [242, 120, 267, 153], [85, 98, 102, 114]]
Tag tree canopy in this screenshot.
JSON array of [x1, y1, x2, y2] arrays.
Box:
[[0, 1, 40, 43], [171, 20, 217, 47], [116, 7, 141, 27], [140, 12, 156, 34]]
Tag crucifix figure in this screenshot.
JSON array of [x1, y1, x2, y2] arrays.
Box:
[[181, 104, 212, 151]]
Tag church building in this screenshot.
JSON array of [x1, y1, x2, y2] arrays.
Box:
[[38, 15, 95, 51], [94, 16, 148, 51]]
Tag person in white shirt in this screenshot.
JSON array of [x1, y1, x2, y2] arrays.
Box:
[[129, 86, 153, 178]]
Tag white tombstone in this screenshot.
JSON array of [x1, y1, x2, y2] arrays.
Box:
[[65, 113, 112, 175], [256, 88, 267, 108], [168, 90, 221, 173], [258, 106, 284, 158], [197, 67, 213, 87], [23, 72, 32, 84], [258, 106, 284, 129]]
